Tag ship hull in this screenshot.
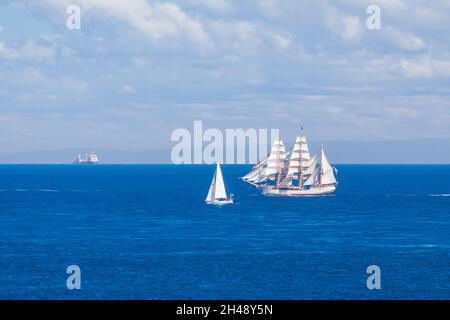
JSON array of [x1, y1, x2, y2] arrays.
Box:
[[262, 185, 336, 197], [206, 199, 234, 205], [72, 162, 98, 165]]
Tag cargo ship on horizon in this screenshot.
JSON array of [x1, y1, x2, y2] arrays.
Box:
[[72, 151, 99, 164]]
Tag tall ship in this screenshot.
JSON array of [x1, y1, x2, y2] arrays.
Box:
[[72, 151, 99, 164], [241, 131, 337, 196]]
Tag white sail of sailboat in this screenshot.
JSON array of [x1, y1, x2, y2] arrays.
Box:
[[206, 163, 234, 205], [242, 129, 338, 196]]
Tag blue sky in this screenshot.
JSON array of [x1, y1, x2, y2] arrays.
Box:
[[1, 0, 450, 157]]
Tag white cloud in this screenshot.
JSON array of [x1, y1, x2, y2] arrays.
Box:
[[0, 41, 54, 62], [342, 16, 361, 41], [0, 43, 17, 59], [323, 4, 362, 41], [386, 26, 426, 51], [399, 57, 450, 79], [340, 0, 407, 11], [187, 0, 233, 13], [4, 0, 450, 147], [0, 25, 3, 32], [383, 106, 419, 118], [272, 33, 291, 49], [207, 20, 259, 51], [374, 0, 407, 10], [259, 0, 283, 18], [43, 0, 211, 48], [120, 84, 136, 94]]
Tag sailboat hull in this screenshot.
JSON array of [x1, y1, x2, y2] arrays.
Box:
[[262, 185, 336, 197], [206, 199, 234, 205]]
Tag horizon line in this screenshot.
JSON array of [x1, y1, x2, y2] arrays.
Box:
[[1, 163, 450, 165]]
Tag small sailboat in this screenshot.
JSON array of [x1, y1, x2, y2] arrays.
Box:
[[206, 163, 234, 205]]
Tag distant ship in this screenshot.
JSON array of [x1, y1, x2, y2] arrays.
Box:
[[206, 163, 234, 205], [241, 131, 338, 196], [72, 151, 99, 164]]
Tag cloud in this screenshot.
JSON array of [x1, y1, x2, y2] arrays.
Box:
[[386, 26, 426, 51], [120, 84, 136, 94], [339, 0, 407, 11], [186, 0, 233, 13], [323, 4, 362, 41], [42, 0, 211, 49], [383, 106, 419, 118], [399, 57, 450, 79], [0, 25, 3, 32], [0, 40, 54, 62], [259, 0, 283, 18], [3, 0, 450, 154], [342, 16, 361, 41], [0, 43, 16, 59], [207, 20, 260, 51], [272, 33, 291, 49]]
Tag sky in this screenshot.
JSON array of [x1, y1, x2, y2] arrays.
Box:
[[1, 0, 450, 162]]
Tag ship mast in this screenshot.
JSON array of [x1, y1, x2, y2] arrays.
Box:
[[285, 129, 311, 190], [276, 161, 282, 189], [264, 135, 287, 189]]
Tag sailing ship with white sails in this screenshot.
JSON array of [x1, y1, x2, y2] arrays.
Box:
[[241, 131, 338, 196], [206, 163, 234, 205]]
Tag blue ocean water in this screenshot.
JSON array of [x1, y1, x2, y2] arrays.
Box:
[[0, 164, 449, 300]]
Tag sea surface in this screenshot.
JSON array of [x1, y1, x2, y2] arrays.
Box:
[[0, 164, 449, 299]]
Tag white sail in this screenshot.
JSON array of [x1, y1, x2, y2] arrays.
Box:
[[303, 153, 318, 176], [206, 164, 229, 201], [214, 164, 228, 199], [255, 174, 269, 183], [206, 164, 234, 205], [280, 175, 293, 186], [264, 136, 287, 178], [249, 166, 267, 183], [252, 156, 268, 170], [205, 172, 216, 202], [319, 148, 336, 185], [242, 167, 258, 180], [242, 156, 268, 181], [287, 134, 311, 178], [303, 166, 319, 186]]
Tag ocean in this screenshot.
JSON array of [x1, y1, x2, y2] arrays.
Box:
[[0, 164, 449, 299]]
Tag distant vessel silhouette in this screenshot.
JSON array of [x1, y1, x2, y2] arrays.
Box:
[[72, 151, 99, 164]]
